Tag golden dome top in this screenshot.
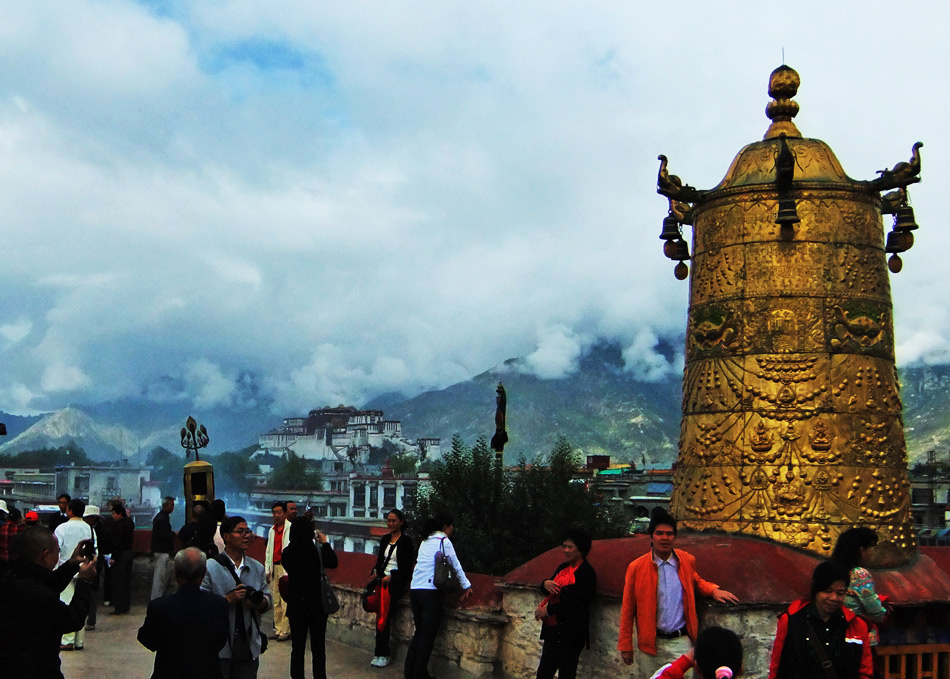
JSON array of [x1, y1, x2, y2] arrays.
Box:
[[764, 65, 801, 140], [708, 66, 854, 193]]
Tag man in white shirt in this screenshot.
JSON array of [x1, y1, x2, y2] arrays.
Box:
[[54, 498, 95, 651], [264, 501, 291, 641]]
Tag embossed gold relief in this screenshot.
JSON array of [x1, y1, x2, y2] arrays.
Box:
[[833, 246, 891, 299], [665, 65, 918, 566], [829, 356, 902, 414], [689, 248, 743, 301], [682, 358, 745, 414], [744, 242, 832, 297], [742, 298, 825, 355]]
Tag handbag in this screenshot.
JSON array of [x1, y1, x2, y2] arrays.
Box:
[[277, 573, 290, 602], [362, 578, 380, 613], [433, 537, 462, 592], [316, 543, 340, 615]]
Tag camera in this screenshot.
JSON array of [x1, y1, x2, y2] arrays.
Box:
[[80, 539, 95, 559], [244, 586, 265, 605]]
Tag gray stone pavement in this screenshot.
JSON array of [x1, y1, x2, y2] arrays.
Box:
[[61, 604, 494, 679]]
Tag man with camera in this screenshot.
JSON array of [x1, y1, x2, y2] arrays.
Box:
[[202, 515, 271, 679], [54, 498, 95, 651]]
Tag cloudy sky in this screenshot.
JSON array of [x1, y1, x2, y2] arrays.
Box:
[[0, 1, 947, 416]]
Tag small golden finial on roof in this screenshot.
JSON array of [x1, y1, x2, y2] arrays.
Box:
[[764, 65, 801, 140]]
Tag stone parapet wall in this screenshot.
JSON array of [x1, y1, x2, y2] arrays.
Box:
[[321, 579, 783, 678], [326, 584, 507, 676], [499, 585, 782, 679]]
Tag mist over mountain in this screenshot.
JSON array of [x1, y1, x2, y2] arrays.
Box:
[[386, 340, 683, 466], [1, 344, 947, 468]]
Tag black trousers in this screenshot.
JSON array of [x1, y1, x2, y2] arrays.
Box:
[[536, 635, 583, 679], [290, 613, 328, 679], [404, 589, 445, 679], [112, 550, 133, 613]]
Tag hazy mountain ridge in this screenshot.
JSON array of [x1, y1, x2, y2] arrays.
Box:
[[901, 364, 950, 465], [0, 350, 947, 468], [386, 341, 683, 465]]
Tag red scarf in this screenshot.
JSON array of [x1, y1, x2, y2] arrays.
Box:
[[540, 561, 581, 626]]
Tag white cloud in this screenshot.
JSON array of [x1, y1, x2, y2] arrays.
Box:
[[521, 326, 587, 380], [40, 362, 91, 392], [184, 359, 240, 409], [622, 330, 682, 383], [0, 2, 947, 414], [0, 319, 32, 347], [0, 382, 41, 415]]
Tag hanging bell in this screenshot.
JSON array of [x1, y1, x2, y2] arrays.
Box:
[[660, 214, 681, 240], [663, 238, 690, 261], [775, 197, 800, 228], [894, 204, 918, 232], [885, 229, 913, 254]]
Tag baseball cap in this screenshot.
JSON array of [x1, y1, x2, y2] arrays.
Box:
[[25, 510, 39, 523]]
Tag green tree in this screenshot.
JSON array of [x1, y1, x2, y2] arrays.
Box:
[[411, 435, 625, 575], [0, 440, 93, 469], [210, 446, 261, 500], [268, 451, 323, 491], [145, 446, 184, 498]]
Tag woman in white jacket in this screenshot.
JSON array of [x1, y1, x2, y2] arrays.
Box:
[[403, 514, 473, 679]]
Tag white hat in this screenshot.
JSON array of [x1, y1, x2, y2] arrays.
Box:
[[83, 504, 100, 517], [0, 500, 7, 513]]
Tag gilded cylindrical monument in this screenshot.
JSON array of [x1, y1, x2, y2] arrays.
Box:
[[659, 66, 922, 566]]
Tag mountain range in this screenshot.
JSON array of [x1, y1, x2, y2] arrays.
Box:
[[1, 341, 948, 468]]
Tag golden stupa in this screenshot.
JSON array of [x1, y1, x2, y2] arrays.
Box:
[[658, 66, 922, 566]]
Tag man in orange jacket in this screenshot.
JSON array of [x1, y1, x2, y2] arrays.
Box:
[[617, 508, 738, 679]]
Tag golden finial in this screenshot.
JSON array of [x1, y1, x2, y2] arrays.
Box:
[[764, 65, 801, 140]]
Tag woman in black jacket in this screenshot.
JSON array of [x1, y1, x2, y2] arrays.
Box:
[[534, 527, 597, 679], [280, 516, 339, 679], [369, 508, 416, 668]]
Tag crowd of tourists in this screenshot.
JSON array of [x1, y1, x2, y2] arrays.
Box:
[[0, 497, 887, 679]]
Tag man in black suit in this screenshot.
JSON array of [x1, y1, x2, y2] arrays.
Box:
[[137, 546, 230, 679], [48, 494, 70, 532]]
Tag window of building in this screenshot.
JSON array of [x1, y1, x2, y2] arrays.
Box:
[[383, 486, 396, 508], [912, 488, 935, 505], [353, 483, 365, 506], [353, 507, 365, 518]]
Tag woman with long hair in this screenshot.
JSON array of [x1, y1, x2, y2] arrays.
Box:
[[534, 527, 596, 679], [404, 513, 473, 679], [768, 560, 873, 679], [831, 527, 888, 645], [369, 508, 416, 668], [280, 516, 338, 679]]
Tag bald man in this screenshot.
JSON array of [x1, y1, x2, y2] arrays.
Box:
[[138, 547, 230, 679]]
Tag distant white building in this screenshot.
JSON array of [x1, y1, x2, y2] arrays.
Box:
[[257, 405, 439, 471]]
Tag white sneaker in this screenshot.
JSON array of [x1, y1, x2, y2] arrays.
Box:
[[371, 657, 381, 667], [377, 656, 391, 667]]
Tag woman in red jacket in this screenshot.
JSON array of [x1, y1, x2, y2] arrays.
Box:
[[768, 561, 873, 679]]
